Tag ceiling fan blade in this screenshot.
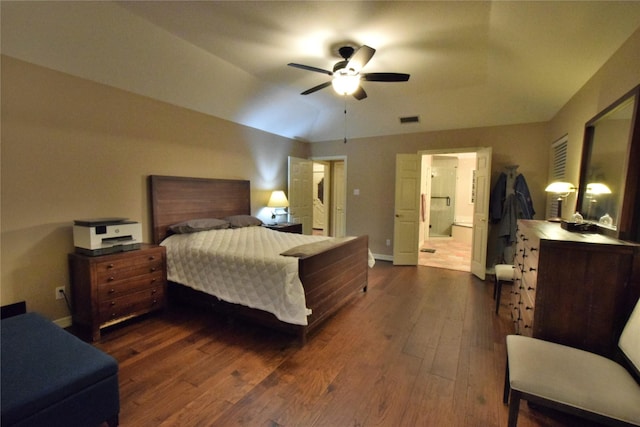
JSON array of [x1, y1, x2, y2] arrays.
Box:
[[301, 81, 332, 95], [346, 45, 376, 73], [352, 85, 367, 101], [363, 73, 410, 82], [288, 63, 333, 76]]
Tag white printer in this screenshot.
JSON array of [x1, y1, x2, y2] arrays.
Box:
[[73, 218, 142, 256]]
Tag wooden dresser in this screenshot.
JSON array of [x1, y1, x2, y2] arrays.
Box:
[[69, 244, 167, 341], [511, 220, 640, 357]]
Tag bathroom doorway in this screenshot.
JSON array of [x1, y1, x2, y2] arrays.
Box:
[[419, 152, 476, 272]]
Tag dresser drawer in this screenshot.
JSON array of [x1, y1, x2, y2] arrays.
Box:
[[69, 243, 167, 341], [97, 271, 165, 300], [96, 252, 164, 284], [99, 287, 165, 324]]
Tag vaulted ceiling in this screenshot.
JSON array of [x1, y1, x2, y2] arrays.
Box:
[[3, 1, 640, 142]]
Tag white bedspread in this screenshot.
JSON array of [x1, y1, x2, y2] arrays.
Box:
[[161, 226, 370, 326]]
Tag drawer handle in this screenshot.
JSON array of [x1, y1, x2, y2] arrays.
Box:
[[108, 288, 115, 294], [525, 306, 533, 310], [110, 301, 116, 306], [152, 299, 158, 304], [530, 247, 538, 252], [107, 263, 114, 269], [149, 256, 156, 261], [151, 289, 157, 294], [527, 286, 535, 291], [108, 276, 115, 282], [529, 267, 537, 272], [150, 267, 157, 272], [521, 237, 528, 241], [524, 324, 531, 329], [151, 278, 156, 283]]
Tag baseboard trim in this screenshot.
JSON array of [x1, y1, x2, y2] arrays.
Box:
[[53, 315, 72, 328], [372, 253, 393, 262]]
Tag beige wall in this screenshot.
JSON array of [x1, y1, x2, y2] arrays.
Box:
[[311, 27, 640, 260], [547, 28, 640, 219], [1, 56, 309, 321], [2, 26, 639, 323], [310, 122, 549, 262]]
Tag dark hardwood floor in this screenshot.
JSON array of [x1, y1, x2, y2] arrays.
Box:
[[95, 262, 602, 426]]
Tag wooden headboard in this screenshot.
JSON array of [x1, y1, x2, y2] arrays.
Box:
[[149, 175, 251, 244]]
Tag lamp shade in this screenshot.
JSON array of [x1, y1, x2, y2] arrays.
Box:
[[586, 183, 612, 195], [267, 190, 289, 208], [544, 182, 575, 194]]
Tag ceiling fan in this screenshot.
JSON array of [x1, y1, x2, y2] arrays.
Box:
[[288, 44, 410, 100]]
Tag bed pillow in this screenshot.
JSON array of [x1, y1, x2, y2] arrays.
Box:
[[169, 218, 229, 234], [224, 215, 263, 228]]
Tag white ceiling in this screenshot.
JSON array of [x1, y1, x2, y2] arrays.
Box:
[[3, 1, 640, 142]]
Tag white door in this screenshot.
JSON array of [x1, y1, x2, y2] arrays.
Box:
[[470, 147, 492, 279], [288, 156, 313, 234], [333, 161, 346, 237], [393, 154, 420, 265]]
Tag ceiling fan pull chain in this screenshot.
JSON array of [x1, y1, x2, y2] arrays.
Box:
[[343, 96, 348, 143]]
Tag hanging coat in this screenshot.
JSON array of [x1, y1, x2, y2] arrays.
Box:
[[490, 172, 507, 223], [514, 174, 535, 219]]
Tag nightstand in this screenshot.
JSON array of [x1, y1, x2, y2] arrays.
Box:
[[68, 243, 167, 341], [262, 223, 303, 234]]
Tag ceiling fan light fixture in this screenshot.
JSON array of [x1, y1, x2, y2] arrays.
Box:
[[332, 71, 360, 95]]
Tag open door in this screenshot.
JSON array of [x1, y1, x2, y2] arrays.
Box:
[[470, 147, 492, 279], [393, 154, 420, 265], [288, 156, 313, 234]]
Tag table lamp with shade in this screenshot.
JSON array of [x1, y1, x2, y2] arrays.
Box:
[[585, 182, 612, 222], [267, 190, 289, 224], [545, 181, 575, 222]]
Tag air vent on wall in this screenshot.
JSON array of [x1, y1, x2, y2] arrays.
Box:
[[400, 115, 420, 124]]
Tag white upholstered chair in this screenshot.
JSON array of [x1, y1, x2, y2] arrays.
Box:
[[503, 298, 640, 427]]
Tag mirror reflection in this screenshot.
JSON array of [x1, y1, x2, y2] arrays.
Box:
[[579, 96, 635, 229]]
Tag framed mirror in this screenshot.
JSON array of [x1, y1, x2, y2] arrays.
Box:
[[577, 84, 640, 241]]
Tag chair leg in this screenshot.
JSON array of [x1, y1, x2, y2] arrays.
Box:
[[507, 390, 522, 427], [503, 357, 510, 405], [493, 275, 498, 300], [495, 279, 503, 314]]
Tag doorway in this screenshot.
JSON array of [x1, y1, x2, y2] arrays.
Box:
[[419, 152, 476, 272], [313, 159, 346, 237], [290, 156, 346, 237], [393, 148, 491, 278], [312, 162, 326, 235]]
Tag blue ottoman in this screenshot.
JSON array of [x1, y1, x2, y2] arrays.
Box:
[[1, 313, 119, 427]]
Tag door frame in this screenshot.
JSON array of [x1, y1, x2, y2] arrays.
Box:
[[393, 147, 491, 279], [311, 155, 347, 237]]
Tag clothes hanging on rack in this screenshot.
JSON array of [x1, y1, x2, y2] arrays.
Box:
[[490, 166, 535, 264]]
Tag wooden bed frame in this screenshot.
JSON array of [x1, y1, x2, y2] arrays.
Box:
[[148, 175, 369, 344]]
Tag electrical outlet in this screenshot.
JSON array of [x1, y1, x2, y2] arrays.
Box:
[[55, 286, 65, 300]]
